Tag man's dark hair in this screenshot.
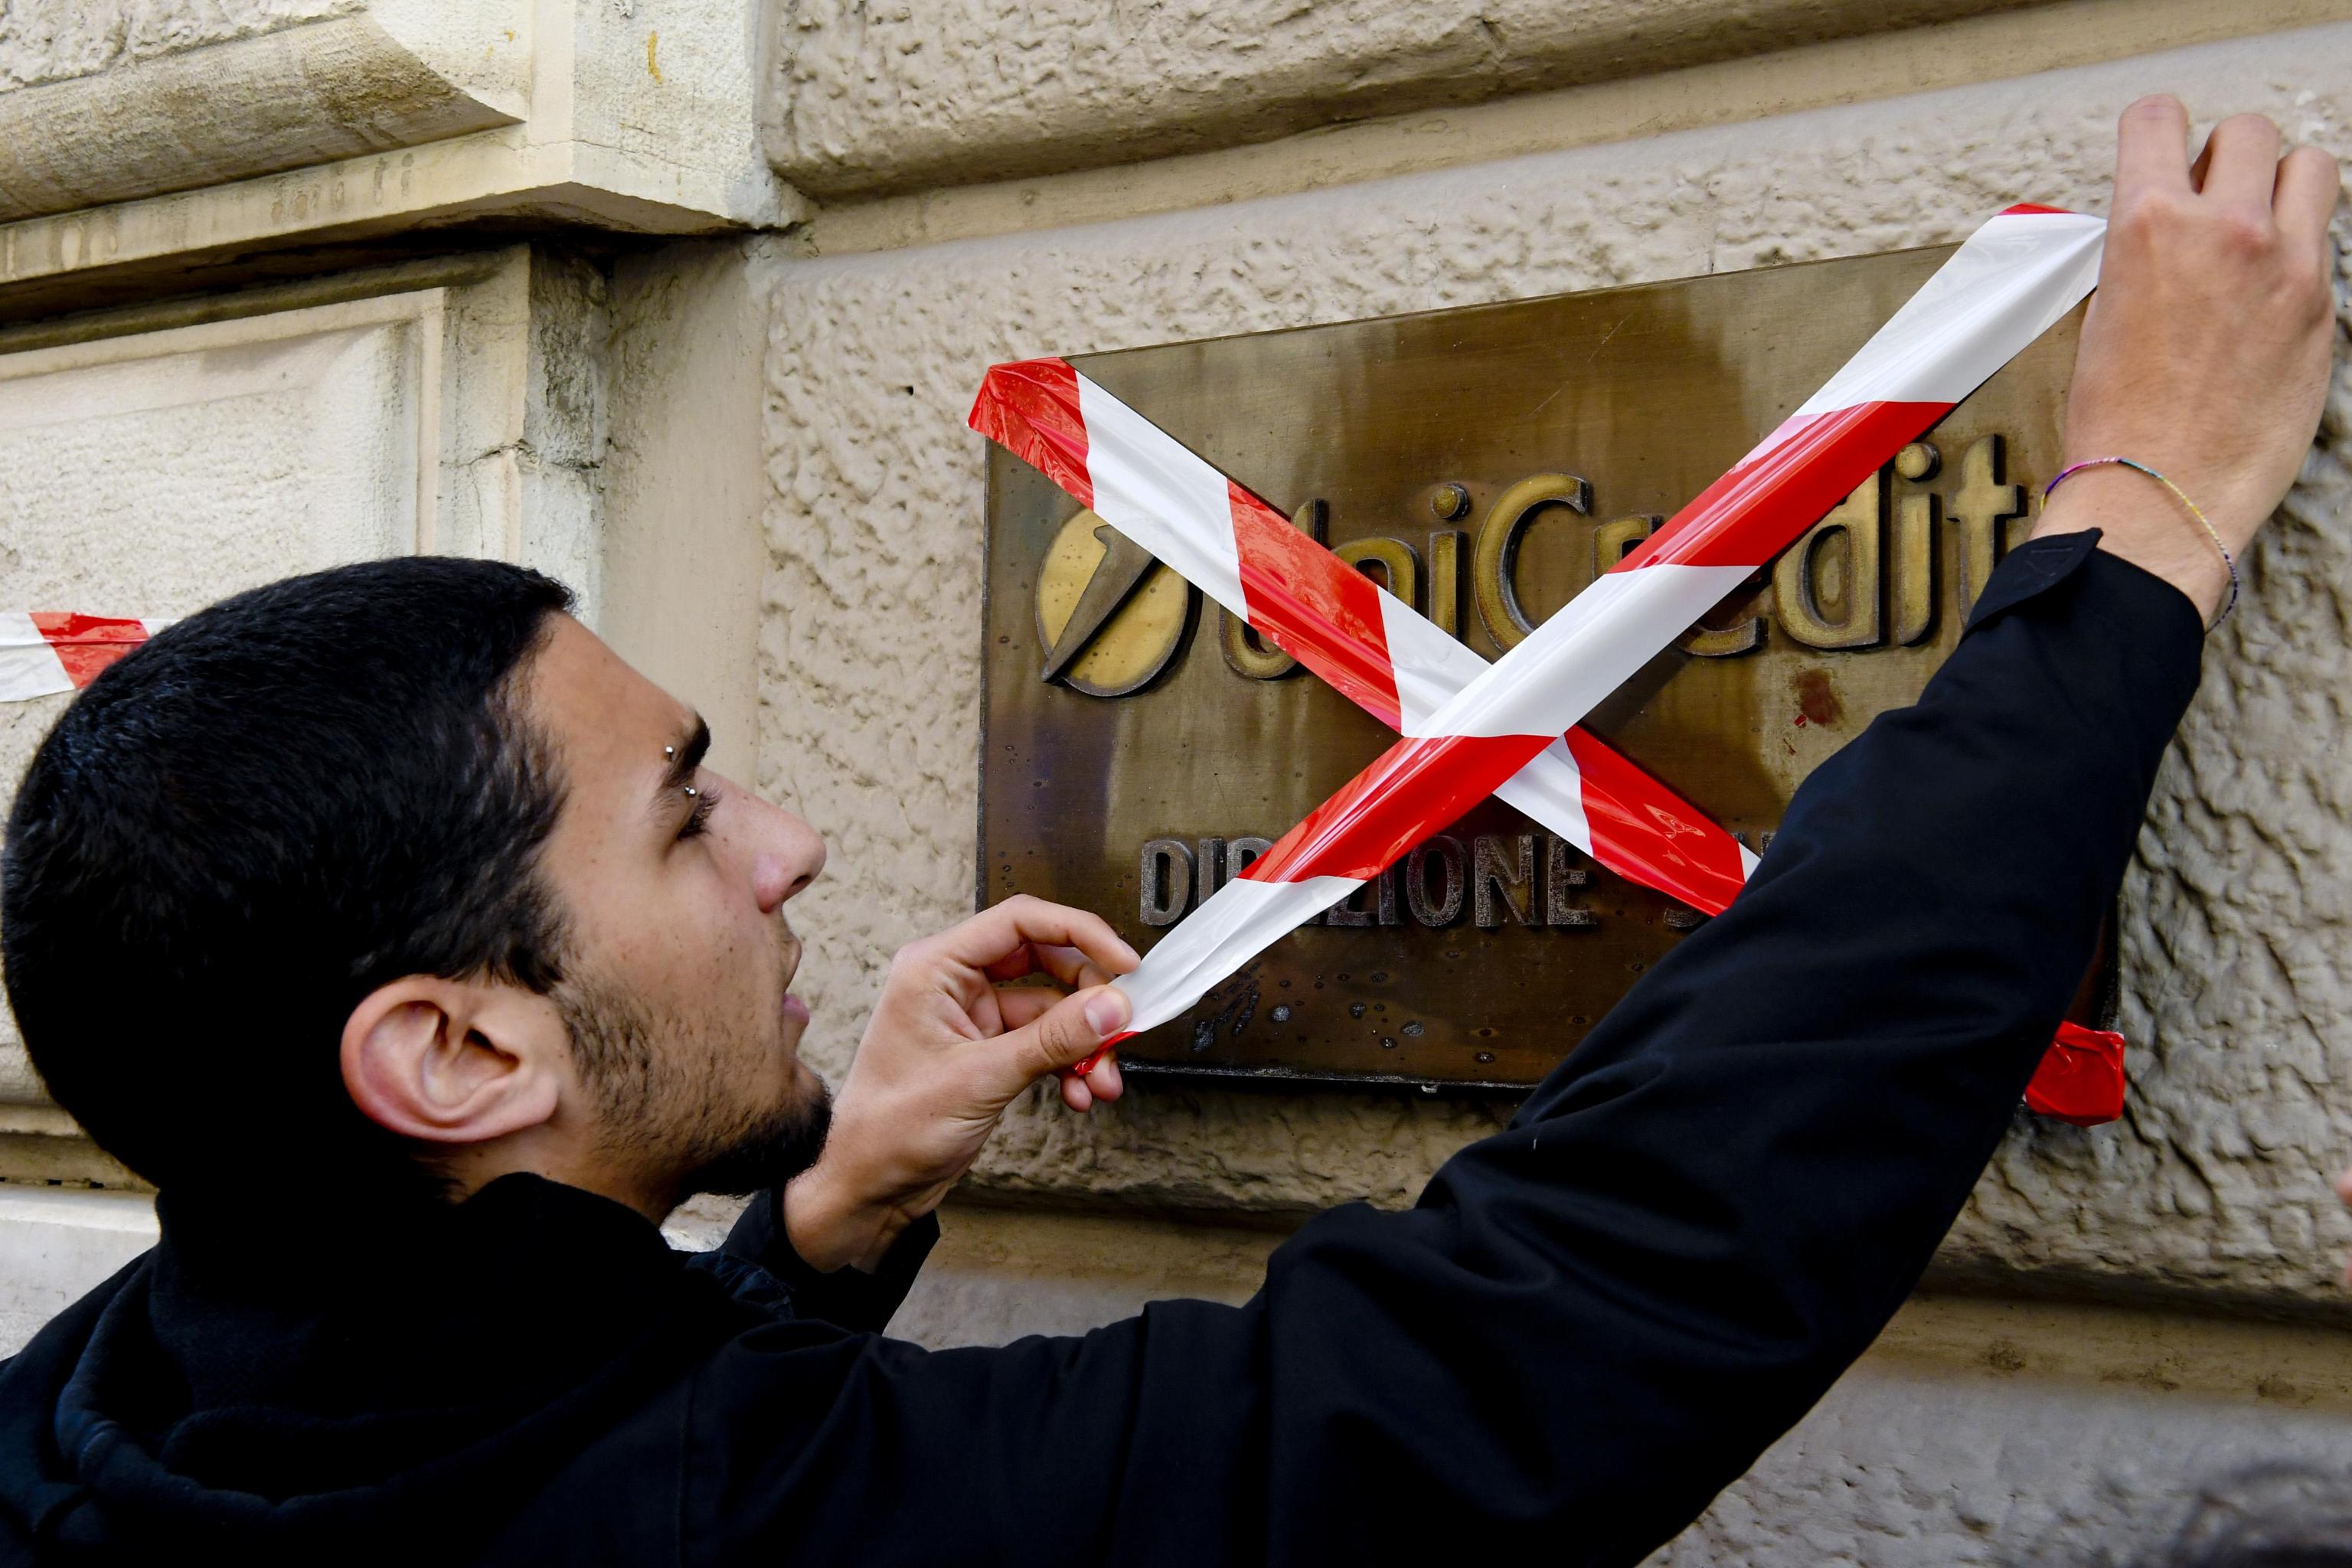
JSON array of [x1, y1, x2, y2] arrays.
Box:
[[1, 557, 576, 1198]]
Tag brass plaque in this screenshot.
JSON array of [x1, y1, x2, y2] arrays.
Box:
[[980, 245, 2092, 1089]]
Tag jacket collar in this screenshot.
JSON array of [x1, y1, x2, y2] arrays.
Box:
[[0, 1173, 744, 1559]]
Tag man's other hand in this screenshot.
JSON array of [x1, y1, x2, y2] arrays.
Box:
[[783, 896, 1138, 1272], [2037, 96, 2341, 619]]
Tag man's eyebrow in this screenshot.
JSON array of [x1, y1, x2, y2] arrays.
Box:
[[656, 714, 711, 803]]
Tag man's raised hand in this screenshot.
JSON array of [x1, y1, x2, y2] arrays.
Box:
[[2037, 97, 2341, 616], [782, 896, 1138, 1272]]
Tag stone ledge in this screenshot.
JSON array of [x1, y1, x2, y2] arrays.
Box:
[[764, 0, 2077, 199], [0, 2, 356, 94], [0, 1106, 141, 1190], [0, 0, 793, 322], [0, 129, 805, 328], [0, 15, 518, 221]]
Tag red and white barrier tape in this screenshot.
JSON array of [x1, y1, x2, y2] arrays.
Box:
[[971, 368, 1759, 922], [0, 613, 155, 702], [1001, 205, 2105, 1049], [975, 318, 2125, 1120]]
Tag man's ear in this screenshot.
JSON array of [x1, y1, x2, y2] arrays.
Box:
[[340, 975, 569, 1146]]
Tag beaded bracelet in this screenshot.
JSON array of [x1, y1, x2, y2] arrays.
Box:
[[2043, 456, 2239, 630]]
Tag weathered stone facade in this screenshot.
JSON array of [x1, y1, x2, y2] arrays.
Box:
[[762, 24, 2352, 1316], [6, 2, 2352, 1560]]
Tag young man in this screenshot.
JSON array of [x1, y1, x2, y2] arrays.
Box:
[[0, 100, 2336, 1564]]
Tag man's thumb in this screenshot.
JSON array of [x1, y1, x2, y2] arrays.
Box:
[[1011, 985, 1131, 1082]]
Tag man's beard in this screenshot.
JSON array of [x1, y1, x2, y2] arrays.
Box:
[[681, 1079, 832, 1198], [556, 972, 832, 1200]]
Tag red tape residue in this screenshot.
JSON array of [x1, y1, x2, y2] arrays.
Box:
[[2023, 1020, 2126, 1126]]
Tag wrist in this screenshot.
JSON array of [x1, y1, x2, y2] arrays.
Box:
[[783, 1164, 897, 1274], [2032, 466, 2231, 625]]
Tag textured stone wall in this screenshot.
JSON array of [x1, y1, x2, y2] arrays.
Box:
[[0, 0, 354, 93], [1661, 1349, 2352, 1566], [762, 0, 2063, 198], [760, 23, 2352, 1305]]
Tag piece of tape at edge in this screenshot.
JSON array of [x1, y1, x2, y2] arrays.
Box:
[[2023, 1020, 2126, 1126]]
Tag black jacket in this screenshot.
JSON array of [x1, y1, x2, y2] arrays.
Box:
[[0, 531, 2203, 1565]]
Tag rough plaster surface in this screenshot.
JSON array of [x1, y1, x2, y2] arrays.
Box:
[[761, 24, 2352, 1302], [763, 0, 2062, 198], [798, 0, 2352, 260]]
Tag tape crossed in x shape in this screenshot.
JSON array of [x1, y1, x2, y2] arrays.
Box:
[[973, 205, 2135, 1124]]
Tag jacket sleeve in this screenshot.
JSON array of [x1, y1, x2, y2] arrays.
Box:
[[714, 1190, 939, 1334], [683, 532, 2206, 1568]]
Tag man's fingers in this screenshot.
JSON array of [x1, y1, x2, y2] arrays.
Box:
[[978, 943, 1043, 984], [979, 939, 1120, 990], [2116, 94, 2193, 202], [938, 895, 1141, 979], [1027, 942, 1116, 992], [982, 940, 1085, 988], [2275, 144, 2344, 269], [2203, 113, 2284, 210], [995, 983, 1131, 1092], [968, 984, 1008, 1037], [992, 985, 1064, 1031], [1057, 1050, 1121, 1112], [1081, 1050, 1123, 1106]]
